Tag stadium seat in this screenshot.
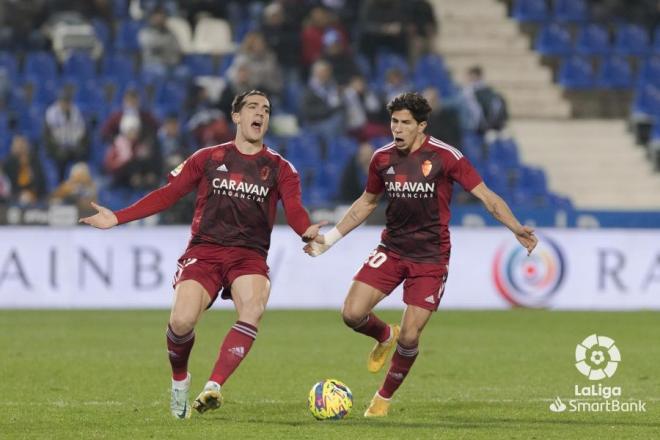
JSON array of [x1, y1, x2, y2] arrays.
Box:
[[115, 19, 143, 53], [596, 56, 633, 89], [574, 24, 610, 56], [92, 18, 112, 52], [101, 53, 135, 82], [489, 138, 520, 168], [23, 52, 58, 81], [652, 26, 660, 54], [166, 16, 193, 53], [191, 17, 236, 55], [285, 133, 321, 168], [154, 81, 186, 106], [62, 52, 97, 81], [638, 56, 660, 87], [631, 84, 660, 118], [376, 53, 409, 80], [0, 51, 18, 80], [534, 24, 573, 56], [613, 24, 649, 56], [558, 56, 595, 89], [183, 54, 215, 76], [511, 0, 549, 22], [553, 0, 589, 22]]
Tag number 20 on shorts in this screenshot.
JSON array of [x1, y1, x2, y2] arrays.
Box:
[[365, 250, 387, 268]]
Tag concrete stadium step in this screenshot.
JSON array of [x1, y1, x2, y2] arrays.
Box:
[[509, 119, 660, 209]]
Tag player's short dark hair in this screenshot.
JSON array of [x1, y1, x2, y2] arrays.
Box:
[[231, 90, 270, 114], [386, 92, 432, 124], [468, 65, 483, 78]]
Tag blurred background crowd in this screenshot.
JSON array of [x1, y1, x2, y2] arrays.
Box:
[[0, 0, 658, 224]]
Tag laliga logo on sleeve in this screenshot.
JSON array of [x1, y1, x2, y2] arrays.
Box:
[[575, 334, 621, 380]]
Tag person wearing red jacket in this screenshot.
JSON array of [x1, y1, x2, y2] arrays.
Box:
[[81, 90, 323, 419]]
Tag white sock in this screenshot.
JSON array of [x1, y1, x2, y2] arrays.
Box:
[[172, 373, 190, 389], [205, 380, 221, 391]]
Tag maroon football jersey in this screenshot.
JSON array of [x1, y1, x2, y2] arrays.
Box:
[[366, 136, 482, 263], [115, 142, 310, 256]]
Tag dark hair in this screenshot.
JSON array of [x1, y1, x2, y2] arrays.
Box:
[[231, 90, 270, 114], [386, 92, 432, 124], [468, 65, 483, 78]]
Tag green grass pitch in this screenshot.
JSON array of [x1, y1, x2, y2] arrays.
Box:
[[1, 310, 658, 439]]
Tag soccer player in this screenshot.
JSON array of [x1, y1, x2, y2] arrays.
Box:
[[304, 92, 537, 417], [80, 90, 323, 419]]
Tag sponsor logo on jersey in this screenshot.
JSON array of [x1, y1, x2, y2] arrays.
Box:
[[211, 178, 270, 202], [422, 160, 432, 177], [384, 181, 436, 198]]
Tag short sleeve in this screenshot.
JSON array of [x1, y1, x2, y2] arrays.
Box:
[[365, 154, 384, 194], [448, 156, 482, 192]]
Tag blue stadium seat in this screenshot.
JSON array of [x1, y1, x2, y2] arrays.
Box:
[[519, 166, 548, 196], [553, 0, 589, 22], [23, 51, 58, 80], [613, 24, 649, 56], [0, 132, 11, 159], [652, 26, 660, 54], [512, 0, 549, 22], [101, 53, 135, 82], [0, 51, 18, 80], [327, 136, 357, 165], [489, 138, 520, 168], [183, 54, 215, 76], [285, 133, 321, 168], [218, 54, 234, 75], [28, 77, 59, 106], [558, 56, 595, 89], [596, 56, 633, 89], [638, 56, 660, 87], [154, 81, 186, 106], [355, 54, 372, 80], [574, 24, 610, 56], [631, 84, 660, 118], [92, 18, 112, 52], [376, 52, 409, 81], [534, 23, 572, 56], [62, 52, 97, 81], [115, 19, 143, 53]]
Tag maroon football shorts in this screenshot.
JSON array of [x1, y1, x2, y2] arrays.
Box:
[[353, 246, 448, 311], [173, 243, 269, 306]]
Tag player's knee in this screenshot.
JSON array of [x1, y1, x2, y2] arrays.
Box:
[[341, 307, 364, 328], [169, 315, 196, 335], [239, 300, 266, 324], [398, 327, 421, 347]]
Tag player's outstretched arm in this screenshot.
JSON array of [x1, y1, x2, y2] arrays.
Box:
[[304, 191, 380, 257], [79, 202, 119, 229], [470, 182, 538, 255]]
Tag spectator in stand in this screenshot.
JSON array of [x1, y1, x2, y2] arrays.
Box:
[[227, 31, 283, 98], [301, 6, 348, 72], [260, 2, 302, 79], [2, 134, 46, 206], [218, 61, 253, 118], [44, 88, 90, 182], [423, 86, 462, 149], [358, 0, 409, 66], [50, 161, 97, 216], [382, 66, 413, 102], [405, 0, 438, 63], [101, 89, 159, 143], [461, 65, 508, 135], [0, 166, 12, 204], [104, 114, 161, 190], [0, 0, 49, 51], [343, 74, 390, 142], [138, 6, 182, 74], [158, 114, 187, 172], [320, 29, 359, 86], [186, 84, 232, 148], [337, 141, 375, 203], [299, 60, 344, 146]]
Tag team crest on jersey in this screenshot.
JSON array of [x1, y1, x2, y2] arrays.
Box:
[[422, 160, 432, 177], [171, 160, 187, 177], [260, 166, 270, 181]]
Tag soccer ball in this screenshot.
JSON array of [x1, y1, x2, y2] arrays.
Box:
[[308, 379, 353, 420]]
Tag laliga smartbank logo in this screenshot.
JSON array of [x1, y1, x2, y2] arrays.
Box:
[[549, 334, 647, 413], [492, 235, 565, 308]]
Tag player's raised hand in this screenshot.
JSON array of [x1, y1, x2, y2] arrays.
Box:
[[79, 202, 119, 229], [303, 235, 330, 257], [302, 221, 328, 242], [515, 225, 538, 256]]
